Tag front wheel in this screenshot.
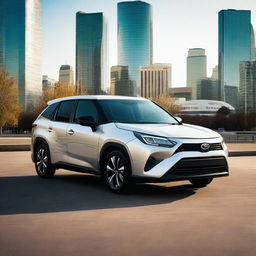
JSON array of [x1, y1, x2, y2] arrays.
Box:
[[189, 177, 213, 187], [35, 144, 56, 178], [102, 150, 133, 193]]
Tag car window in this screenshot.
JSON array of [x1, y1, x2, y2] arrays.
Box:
[[98, 100, 179, 124], [74, 100, 103, 124], [55, 100, 76, 122], [41, 103, 58, 120]]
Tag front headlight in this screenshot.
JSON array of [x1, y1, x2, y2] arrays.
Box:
[[134, 132, 177, 148]]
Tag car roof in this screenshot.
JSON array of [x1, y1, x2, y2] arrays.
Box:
[[47, 95, 148, 105]]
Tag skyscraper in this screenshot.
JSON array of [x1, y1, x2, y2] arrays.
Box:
[[186, 48, 207, 100], [0, 0, 42, 110], [59, 65, 74, 85], [118, 1, 152, 96], [218, 10, 252, 101], [110, 66, 132, 96], [76, 12, 107, 95], [240, 61, 256, 113]]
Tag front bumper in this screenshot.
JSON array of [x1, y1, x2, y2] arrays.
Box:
[[126, 137, 229, 181]]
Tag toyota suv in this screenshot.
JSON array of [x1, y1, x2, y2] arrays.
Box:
[[31, 96, 229, 193]]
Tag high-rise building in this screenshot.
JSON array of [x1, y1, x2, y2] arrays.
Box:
[[59, 65, 74, 85], [224, 85, 238, 109], [76, 12, 107, 95], [186, 48, 207, 100], [140, 66, 169, 98], [154, 63, 172, 88], [240, 61, 256, 113], [218, 10, 252, 101], [251, 26, 256, 60], [211, 65, 218, 80], [110, 66, 133, 96], [197, 78, 219, 101], [0, 0, 42, 110], [42, 75, 57, 90], [118, 1, 152, 96]]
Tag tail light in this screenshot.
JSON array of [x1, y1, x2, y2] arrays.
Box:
[[32, 123, 37, 128]]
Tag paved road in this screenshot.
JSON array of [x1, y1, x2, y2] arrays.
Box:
[[0, 152, 256, 256]]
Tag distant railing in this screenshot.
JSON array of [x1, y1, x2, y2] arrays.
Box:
[[221, 132, 256, 143]]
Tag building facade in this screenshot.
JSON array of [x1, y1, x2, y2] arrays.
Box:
[[59, 65, 74, 85], [240, 61, 256, 113], [0, 0, 42, 110], [42, 75, 57, 90], [186, 48, 207, 100], [218, 10, 252, 101], [118, 1, 152, 96], [197, 78, 219, 101], [169, 87, 192, 101], [140, 66, 169, 98], [110, 66, 133, 96], [76, 12, 107, 95]]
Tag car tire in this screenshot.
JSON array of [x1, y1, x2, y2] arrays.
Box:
[[102, 150, 133, 193], [35, 144, 56, 178], [189, 177, 213, 187]]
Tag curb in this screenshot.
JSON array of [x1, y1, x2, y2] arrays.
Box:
[[228, 151, 256, 157], [0, 145, 30, 151]]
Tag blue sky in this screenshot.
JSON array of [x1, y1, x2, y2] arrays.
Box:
[[42, 0, 256, 87]]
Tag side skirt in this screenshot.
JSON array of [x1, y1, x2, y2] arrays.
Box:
[[54, 162, 100, 176]]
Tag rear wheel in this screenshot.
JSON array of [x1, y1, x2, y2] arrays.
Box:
[[102, 150, 133, 193], [35, 144, 56, 178], [189, 177, 213, 187]]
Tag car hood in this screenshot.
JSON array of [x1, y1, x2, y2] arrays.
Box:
[[115, 123, 220, 139]]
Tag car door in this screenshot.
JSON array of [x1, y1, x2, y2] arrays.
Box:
[[51, 100, 76, 163], [66, 100, 103, 169]]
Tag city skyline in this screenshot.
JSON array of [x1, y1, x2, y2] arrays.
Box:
[[42, 0, 256, 87]]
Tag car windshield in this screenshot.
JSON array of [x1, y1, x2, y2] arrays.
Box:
[[98, 99, 179, 124]]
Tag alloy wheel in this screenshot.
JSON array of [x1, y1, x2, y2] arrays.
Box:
[[36, 148, 48, 175], [106, 155, 125, 190]]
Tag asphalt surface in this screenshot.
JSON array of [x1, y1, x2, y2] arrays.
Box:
[[0, 152, 256, 256]]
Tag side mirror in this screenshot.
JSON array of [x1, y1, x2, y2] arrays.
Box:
[[77, 116, 97, 132], [175, 116, 182, 123]]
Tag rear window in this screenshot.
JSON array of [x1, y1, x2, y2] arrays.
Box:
[[41, 103, 58, 120]]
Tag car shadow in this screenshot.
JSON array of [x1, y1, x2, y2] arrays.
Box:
[[0, 173, 197, 215]]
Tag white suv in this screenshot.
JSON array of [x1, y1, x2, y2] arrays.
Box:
[[31, 96, 229, 193]]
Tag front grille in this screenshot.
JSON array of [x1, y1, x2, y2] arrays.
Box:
[[175, 143, 222, 154], [162, 156, 228, 178]]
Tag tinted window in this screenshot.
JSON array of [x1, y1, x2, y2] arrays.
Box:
[[41, 103, 58, 120], [55, 100, 76, 122], [98, 100, 179, 124], [75, 100, 103, 124]]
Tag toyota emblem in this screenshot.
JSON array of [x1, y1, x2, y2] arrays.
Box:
[[201, 143, 210, 152]]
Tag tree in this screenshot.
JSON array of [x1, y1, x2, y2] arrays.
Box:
[[36, 82, 86, 113], [150, 95, 181, 115], [0, 72, 22, 135]]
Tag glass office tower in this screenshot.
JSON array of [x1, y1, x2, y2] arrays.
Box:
[[76, 12, 107, 95], [118, 1, 152, 96], [0, 0, 42, 110], [218, 10, 251, 101]]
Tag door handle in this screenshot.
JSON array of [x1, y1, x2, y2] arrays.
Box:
[[68, 129, 74, 135], [48, 127, 53, 133]]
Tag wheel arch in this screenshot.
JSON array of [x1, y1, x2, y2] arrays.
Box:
[[99, 142, 131, 173], [32, 137, 50, 162]]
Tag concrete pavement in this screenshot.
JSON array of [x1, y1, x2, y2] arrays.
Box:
[[0, 152, 256, 256]]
